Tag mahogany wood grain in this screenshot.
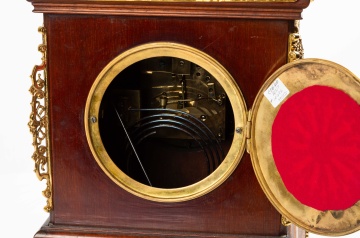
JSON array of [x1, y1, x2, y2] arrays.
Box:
[[27, 1, 310, 237]]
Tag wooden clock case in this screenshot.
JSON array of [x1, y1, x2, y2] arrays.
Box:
[[27, 0, 311, 237]]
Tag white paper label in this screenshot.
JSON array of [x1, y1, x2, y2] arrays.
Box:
[[263, 78, 290, 108]]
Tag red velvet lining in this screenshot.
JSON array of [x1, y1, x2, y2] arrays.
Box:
[[272, 85, 360, 211]]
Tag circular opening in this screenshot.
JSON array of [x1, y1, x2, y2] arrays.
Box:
[[85, 42, 247, 201], [99, 56, 233, 188]]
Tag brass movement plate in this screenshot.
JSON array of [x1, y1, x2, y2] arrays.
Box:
[[250, 58, 360, 236], [85, 42, 248, 202]]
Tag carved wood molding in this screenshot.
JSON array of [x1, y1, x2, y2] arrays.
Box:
[[28, 0, 310, 19]]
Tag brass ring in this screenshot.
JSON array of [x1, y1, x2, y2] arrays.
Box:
[[84, 42, 247, 202]]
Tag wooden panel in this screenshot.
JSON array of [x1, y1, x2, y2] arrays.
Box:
[[44, 14, 290, 237]]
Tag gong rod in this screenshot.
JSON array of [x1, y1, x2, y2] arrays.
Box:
[[113, 106, 153, 187]]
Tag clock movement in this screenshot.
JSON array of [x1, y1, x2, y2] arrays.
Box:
[[27, 0, 360, 237]]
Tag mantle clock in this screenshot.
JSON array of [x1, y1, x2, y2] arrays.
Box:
[[27, 0, 360, 237]]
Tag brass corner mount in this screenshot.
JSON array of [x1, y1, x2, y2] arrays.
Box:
[[288, 20, 304, 63]]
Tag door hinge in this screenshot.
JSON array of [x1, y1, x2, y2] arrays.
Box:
[[245, 109, 252, 154]]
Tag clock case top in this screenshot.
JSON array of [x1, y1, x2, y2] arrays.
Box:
[[28, 0, 310, 20]]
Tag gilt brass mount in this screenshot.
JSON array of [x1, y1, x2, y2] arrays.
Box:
[[28, 26, 53, 212], [288, 20, 304, 62]]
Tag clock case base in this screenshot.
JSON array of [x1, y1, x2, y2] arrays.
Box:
[[35, 218, 305, 238]]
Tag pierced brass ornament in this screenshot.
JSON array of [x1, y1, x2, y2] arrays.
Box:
[[288, 20, 304, 62], [28, 26, 53, 212]]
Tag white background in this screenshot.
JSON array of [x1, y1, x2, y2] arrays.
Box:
[[1, 1, 359, 237]]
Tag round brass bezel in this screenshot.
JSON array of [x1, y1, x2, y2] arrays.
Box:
[[84, 42, 247, 202], [250, 58, 360, 236]]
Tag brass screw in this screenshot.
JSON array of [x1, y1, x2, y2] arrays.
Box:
[[235, 127, 242, 134], [90, 116, 97, 123]]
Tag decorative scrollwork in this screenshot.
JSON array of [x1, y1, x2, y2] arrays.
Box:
[[288, 20, 304, 62], [28, 26, 53, 212], [281, 215, 292, 226]]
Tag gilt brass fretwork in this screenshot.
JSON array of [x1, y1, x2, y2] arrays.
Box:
[[28, 26, 53, 212], [288, 20, 304, 62]]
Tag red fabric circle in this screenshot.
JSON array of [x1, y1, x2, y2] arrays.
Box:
[[272, 85, 360, 211]]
